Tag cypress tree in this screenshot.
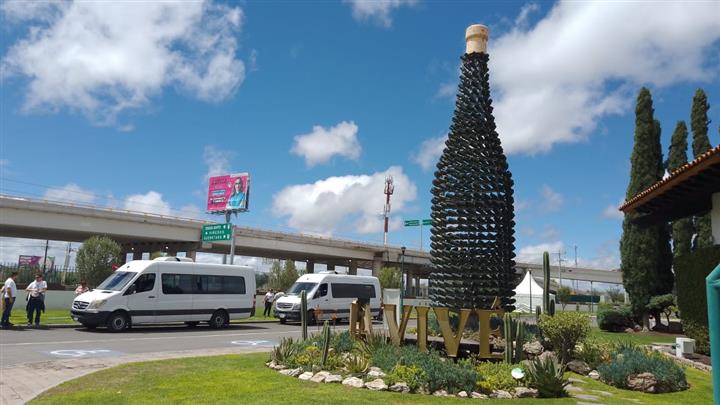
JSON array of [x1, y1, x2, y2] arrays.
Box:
[[667, 121, 694, 257], [429, 26, 516, 310], [690, 89, 714, 247], [620, 88, 673, 318]]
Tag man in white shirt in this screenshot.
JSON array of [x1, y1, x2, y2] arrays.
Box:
[[1, 272, 18, 328], [26, 273, 47, 326], [263, 289, 275, 317]]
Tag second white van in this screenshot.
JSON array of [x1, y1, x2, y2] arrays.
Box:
[[273, 272, 381, 323], [71, 257, 256, 331]]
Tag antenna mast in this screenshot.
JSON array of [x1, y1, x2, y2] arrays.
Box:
[[383, 176, 394, 246]]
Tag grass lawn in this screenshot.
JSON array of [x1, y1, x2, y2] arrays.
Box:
[[9, 308, 76, 325], [589, 328, 680, 345], [32, 352, 712, 405]]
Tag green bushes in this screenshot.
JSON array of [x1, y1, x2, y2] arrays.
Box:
[[674, 245, 720, 354], [538, 312, 590, 363], [474, 361, 522, 394], [597, 304, 635, 331], [386, 364, 425, 391], [526, 355, 569, 398], [331, 330, 354, 353], [575, 339, 611, 370], [597, 345, 688, 392]]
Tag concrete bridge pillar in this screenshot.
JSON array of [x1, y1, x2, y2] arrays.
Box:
[[132, 251, 143, 261], [348, 260, 357, 276], [306, 260, 314, 274], [372, 257, 383, 277], [326, 263, 335, 271], [185, 251, 197, 261]]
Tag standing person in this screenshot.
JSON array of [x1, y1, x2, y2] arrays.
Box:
[[74, 281, 89, 296], [225, 178, 246, 210], [263, 289, 274, 317], [1, 272, 18, 328], [26, 274, 47, 326]]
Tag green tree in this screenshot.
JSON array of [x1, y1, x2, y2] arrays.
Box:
[[76, 236, 122, 287], [620, 88, 674, 320], [646, 293, 676, 328], [255, 272, 269, 289], [690, 89, 714, 247], [606, 287, 624, 304], [555, 286, 572, 310], [378, 267, 401, 289], [268, 260, 299, 292], [667, 121, 694, 257]]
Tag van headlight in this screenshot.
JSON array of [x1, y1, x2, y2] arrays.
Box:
[[292, 303, 300, 310], [87, 299, 107, 309]]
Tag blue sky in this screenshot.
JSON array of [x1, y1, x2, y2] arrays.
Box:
[[1, 1, 719, 270]]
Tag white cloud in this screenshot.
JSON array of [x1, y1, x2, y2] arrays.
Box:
[[43, 183, 96, 205], [412, 134, 446, 171], [2, 1, 245, 125], [123, 191, 171, 216], [291, 121, 362, 167], [540, 185, 563, 213], [514, 3, 540, 29], [272, 166, 417, 235], [516, 241, 564, 264], [203, 145, 232, 181], [602, 198, 625, 220], [484, 1, 720, 154], [434, 82, 456, 99], [345, 0, 417, 28]]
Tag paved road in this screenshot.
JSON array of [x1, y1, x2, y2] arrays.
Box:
[[0, 322, 315, 367]]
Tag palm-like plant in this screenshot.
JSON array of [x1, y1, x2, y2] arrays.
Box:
[[526, 354, 569, 398]]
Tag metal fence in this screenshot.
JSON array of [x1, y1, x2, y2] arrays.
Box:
[[0, 263, 78, 287]]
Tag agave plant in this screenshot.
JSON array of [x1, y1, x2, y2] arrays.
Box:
[[344, 353, 370, 374], [271, 337, 299, 365], [526, 354, 569, 398]]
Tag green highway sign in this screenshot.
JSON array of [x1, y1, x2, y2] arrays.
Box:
[[202, 223, 232, 242], [422, 219, 432, 226], [404, 220, 420, 227]]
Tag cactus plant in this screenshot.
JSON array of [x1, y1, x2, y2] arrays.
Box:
[[548, 299, 556, 317], [301, 290, 308, 341], [503, 313, 514, 363], [514, 320, 525, 363], [536, 305, 542, 321], [543, 251, 551, 315], [320, 320, 331, 368]]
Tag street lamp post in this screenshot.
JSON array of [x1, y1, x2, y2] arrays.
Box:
[[399, 246, 406, 322]]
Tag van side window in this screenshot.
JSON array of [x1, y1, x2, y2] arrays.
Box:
[[331, 283, 375, 299], [191, 275, 245, 294], [162, 274, 193, 294], [317, 283, 328, 298], [134, 274, 155, 293]]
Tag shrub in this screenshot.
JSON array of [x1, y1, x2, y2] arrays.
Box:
[[597, 304, 634, 332], [386, 364, 425, 391], [76, 235, 122, 287], [343, 353, 369, 374], [378, 267, 401, 289], [575, 339, 611, 370], [597, 345, 688, 392], [538, 312, 590, 363], [475, 361, 522, 394], [331, 330, 354, 353], [675, 246, 720, 354], [646, 294, 675, 327], [526, 354, 569, 398], [271, 337, 300, 364]]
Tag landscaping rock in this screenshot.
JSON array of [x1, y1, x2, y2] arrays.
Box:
[[365, 379, 388, 391], [324, 374, 343, 384], [490, 390, 512, 399], [523, 341, 544, 356], [417, 388, 430, 395], [457, 391, 468, 398], [626, 372, 658, 393], [298, 372, 314, 381], [590, 389, 614, 397], [513, 387, 538, 398], [342, 377, 365, 388], [279, 367, 303, 377], [567, 360, 591, 375], [310, 371, 330, 383], [565, 384, 584, 393], [633, 324, 642, 332], [574, 394, 601, 401], [389, 382, 410, 393], [568, 377, 586, 384], [367, 369, 386, 378], [538, 351, 557, 362], [642, 326, 650, 333], [433, 390, 450, 397], [588, 370, 600, 380], [625, 327, 635, 334], [471, 392, 488, 399]]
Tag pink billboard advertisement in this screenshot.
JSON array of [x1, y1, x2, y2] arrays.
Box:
[[207, 173, 250, 213]]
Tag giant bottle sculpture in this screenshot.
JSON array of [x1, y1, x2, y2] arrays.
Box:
[[429, 25, 516, 310]]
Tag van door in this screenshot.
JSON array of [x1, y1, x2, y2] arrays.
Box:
[[313, 282, 330, 321], [126, 272, 157, 324], [157, 265, 194, 322]]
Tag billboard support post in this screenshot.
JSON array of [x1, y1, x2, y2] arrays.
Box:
[[225, 211, 236, 265]]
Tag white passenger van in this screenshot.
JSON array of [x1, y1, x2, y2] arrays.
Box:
[[273, 272, 381, 324], [71, 257, 256, 332]]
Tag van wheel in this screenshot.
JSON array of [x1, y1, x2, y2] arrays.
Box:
[[185, 321, 199, 328], [209, 310, 229, 329], [106, 312, 129, 332]]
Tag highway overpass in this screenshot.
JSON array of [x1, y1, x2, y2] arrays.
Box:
[[0, 195, 622, 285]]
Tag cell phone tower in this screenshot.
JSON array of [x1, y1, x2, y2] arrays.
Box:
[[383, 175, 394, 246]]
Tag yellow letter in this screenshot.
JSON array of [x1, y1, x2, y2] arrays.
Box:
[[384, 304, 413, 346], [433, 307, 471, 357], [475, 309, 504, 358], [415, 306, 430, 352]]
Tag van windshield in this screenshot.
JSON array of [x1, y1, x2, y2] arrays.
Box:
[[287, 282, 317, 296], [96, 271, 136, 291]]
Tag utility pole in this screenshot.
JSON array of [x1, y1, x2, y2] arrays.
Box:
[[42, 240, 49, 273], [383, 176, 394, 246], [557, 250, 564, 287], [62, 243, 74, 285]]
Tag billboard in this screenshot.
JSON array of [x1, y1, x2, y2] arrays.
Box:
[[207, 173, 250, 213], [18, 255, 55, 269]]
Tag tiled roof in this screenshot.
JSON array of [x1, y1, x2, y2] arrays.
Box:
[[620, 144, 720, 212]]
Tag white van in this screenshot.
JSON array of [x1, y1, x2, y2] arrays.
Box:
[[273, 272, 381, 324], [71, 257, 256, 332]]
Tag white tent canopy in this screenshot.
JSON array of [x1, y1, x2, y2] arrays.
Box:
[[513, 271, 554, 313]]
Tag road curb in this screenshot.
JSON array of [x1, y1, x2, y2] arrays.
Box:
[[14, 319, 281, 329]]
